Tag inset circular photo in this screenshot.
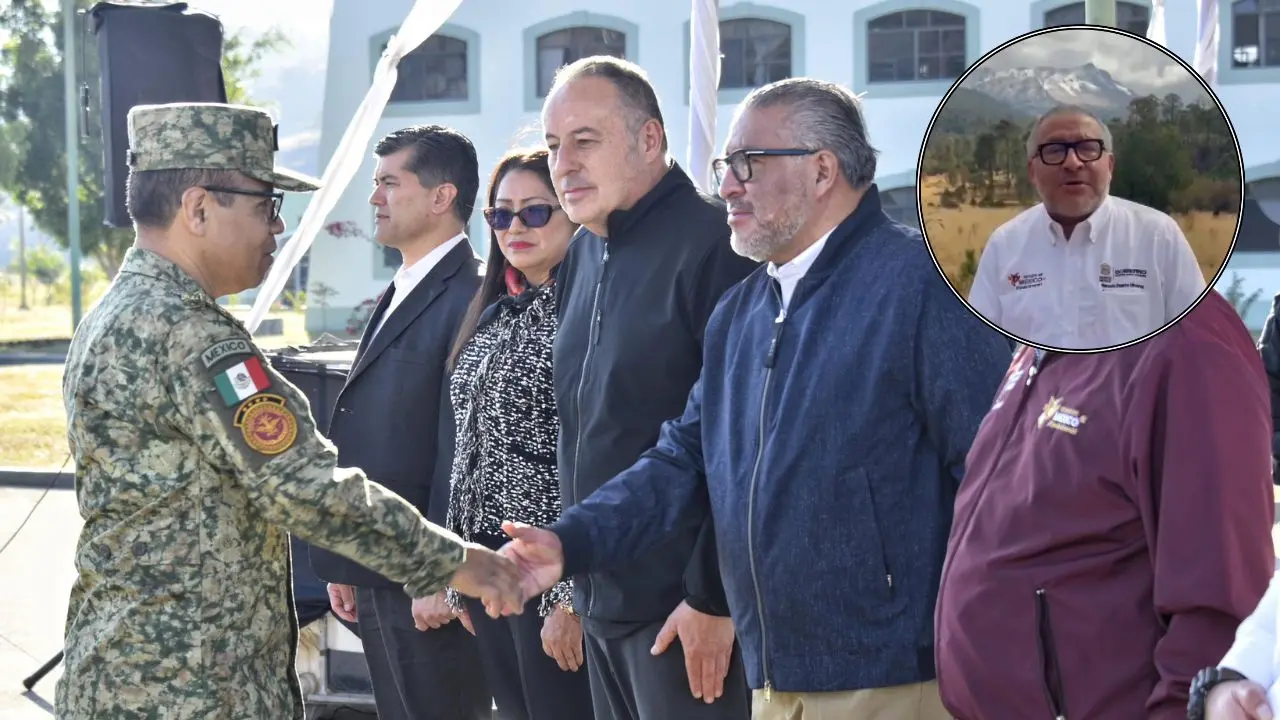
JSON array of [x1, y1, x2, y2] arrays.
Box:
[[918, 25, 1243, 353]]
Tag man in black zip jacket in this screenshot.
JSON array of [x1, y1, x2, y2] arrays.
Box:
[[541, 56, 756, 719]]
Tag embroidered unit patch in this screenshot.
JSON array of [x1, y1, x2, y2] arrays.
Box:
[[214, 356, 271, 406], [201, 337, 253, 368], [233, 394, 297, 455]]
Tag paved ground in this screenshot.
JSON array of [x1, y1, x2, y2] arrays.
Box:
[[3, 484, 1280, 720], [0, 487, 77, 719]]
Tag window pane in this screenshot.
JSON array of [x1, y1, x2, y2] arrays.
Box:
[[942, 28, 965, 53], [919, 29, 940, 53], [1267, 14, 1280, 66], [868, 29, 915, 82], [1117, 1, 1150, 26], [904, 9, 931, 27], [390, 34, 468, 103], [1044, 3, 1085, 26], [1234, 10, 1261, 66], [867, 14, 966, 83], [918, 55, 941, 80], [868, 12, 904, 30], [721, 37, 748, 87], [720, 18, 791, 89], [536, 26, 627, 97], [930, 11, 965, 28]]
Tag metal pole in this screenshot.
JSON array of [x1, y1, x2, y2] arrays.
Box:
[[17, 204, 28, 310], [1085, 0, 1118, 26], [63, 0, 82, 331]]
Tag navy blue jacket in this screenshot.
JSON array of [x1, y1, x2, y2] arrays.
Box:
[[552, 187, 1012, 693]]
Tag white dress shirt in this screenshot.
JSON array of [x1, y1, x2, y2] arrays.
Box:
[[1219, 569, 1280, 710], [767, 228, 833, 311], [966, 195, 1205, 351], [371, 232, 467, 339]]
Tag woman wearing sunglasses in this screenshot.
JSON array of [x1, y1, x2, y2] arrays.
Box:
[[440, 147, 593, 720]]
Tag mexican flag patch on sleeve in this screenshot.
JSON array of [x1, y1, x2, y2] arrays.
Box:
[[214, 356, 271, 406]]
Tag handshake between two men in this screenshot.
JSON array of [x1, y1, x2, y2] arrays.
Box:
[[327, 520, 566, 623], [429, 520, 566, 618]]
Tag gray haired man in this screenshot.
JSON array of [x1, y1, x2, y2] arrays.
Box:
[[966, 103, 1205, 350], [501, 77, 1011, 719]]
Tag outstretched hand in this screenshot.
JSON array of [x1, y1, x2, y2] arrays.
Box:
[[500, 520, 565, 602], [449, 541, 525, 618]]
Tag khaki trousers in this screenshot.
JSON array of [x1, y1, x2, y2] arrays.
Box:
[[751, 680, 951, 720]]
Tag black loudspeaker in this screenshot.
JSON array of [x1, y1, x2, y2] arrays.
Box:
[[89, 2, 227, 228]]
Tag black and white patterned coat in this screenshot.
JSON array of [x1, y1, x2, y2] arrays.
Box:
[[445, 281, 570, 615]]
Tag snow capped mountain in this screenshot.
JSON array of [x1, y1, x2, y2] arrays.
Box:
[[963, 62, 1137, 119]]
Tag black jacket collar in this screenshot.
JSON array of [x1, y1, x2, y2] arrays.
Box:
[[602, 162, 699, 241]]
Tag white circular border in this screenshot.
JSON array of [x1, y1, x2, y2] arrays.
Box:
[[914, 23, 1247, 355]]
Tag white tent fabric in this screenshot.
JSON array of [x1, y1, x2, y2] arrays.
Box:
[[1195, 0, 1218, 85], [1146, 0, 1166, 46], [686, 0, 721, 194], [246, 0, 464, 333]]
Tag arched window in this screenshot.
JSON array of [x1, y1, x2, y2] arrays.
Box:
[[1231, 0, 1280, 68], [371, 24, 480, 116], [535, 26, 627, 97], [866, 10, 967, 84], [1042, 1, 1151, 35], [720, 18, 792, 89], [388, 34, 469, 102]]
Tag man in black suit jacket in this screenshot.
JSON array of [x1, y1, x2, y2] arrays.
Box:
[[309, 125, 491, 720]]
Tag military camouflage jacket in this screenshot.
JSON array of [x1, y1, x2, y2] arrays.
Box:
[[55, 247, 467, 719]]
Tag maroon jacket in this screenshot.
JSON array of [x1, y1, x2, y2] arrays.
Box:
[[936, 291, 1275, 720]]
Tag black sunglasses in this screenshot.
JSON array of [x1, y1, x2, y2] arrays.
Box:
[[1035, 139, 1106, 166], [483, 204, 560, 230], [712, 148, 819, 186], [201, 185, 284, 222]]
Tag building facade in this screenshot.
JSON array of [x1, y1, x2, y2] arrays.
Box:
[[305, 0, 1280, 334]]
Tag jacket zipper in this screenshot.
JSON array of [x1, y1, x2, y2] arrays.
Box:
[[571, 242, 609, 616], [747, 280, 786, 701], [1035, 588, 1068, 720]]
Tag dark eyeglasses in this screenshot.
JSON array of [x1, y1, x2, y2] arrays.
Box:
[[483, 204, 560, 230], [1035, 139, 1106, 166], [201, 185, 284, 223], [712, 148, 819, 186]]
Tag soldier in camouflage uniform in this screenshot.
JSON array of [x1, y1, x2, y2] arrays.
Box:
[[55, 102, 524, 719]]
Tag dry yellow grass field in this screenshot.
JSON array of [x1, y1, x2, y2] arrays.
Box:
[[0, 277, 313, 468], [919, 175, 1238, 290], [0, 365, 69, 469]]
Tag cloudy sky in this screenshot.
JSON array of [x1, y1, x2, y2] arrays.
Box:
[[976, 28, 1209, 99]]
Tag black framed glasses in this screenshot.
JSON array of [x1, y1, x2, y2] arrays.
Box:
[[483, 204, 560, 230], [712, 148, 819, 186], [1035, 139, 1106, 166], [201, 186, 285, 223]]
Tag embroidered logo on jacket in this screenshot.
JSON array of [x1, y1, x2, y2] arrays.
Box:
[[1007, 272, 1045, 290], [1099, 262, 1148, 290], [233, 394, 298, 454], [1037, 395, 1088, 435]]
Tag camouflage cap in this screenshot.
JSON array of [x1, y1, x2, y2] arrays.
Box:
[[126, 103, 321, 192]]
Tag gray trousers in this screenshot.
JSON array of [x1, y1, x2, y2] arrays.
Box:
[[355, 586, 492, 720], [585, 619, 751, 720]]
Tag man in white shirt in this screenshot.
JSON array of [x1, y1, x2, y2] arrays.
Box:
[[966, 104, 1206, 351], [308, 124, 492, 719]]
